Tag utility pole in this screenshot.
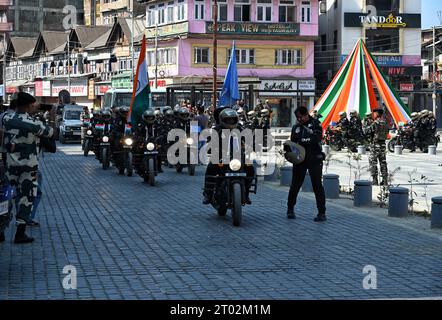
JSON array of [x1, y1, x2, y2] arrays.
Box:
[[2, 34, 6, 102], [131, 0, 135, 83], [155, 23, 158, 89], [212, 0, 218, 109], [67, 31, 71, 92]]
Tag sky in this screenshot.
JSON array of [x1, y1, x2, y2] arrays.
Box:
[[422, 0, 442, 29]]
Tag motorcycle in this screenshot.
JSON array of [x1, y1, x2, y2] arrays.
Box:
[[141, 138, 161, 186], [205, 158, 257, 227], [387, 127, 415, 153], [99, 134, 111, 170], [175, 136, 197, 176], [114, 136, 134, 176], [323, 126, 346, 151], [83, 126, 94, 157]]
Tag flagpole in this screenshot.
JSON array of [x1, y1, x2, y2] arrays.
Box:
[[212, 0, 218, 109]]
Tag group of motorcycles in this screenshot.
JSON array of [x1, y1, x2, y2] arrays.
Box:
[[323, 110, 439, 153], [82, 108, 166, 186], [81, 105, 262, 227]]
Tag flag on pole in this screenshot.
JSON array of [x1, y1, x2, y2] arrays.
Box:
[[219, 41, 239, 108], [128, 35, 150, 127]]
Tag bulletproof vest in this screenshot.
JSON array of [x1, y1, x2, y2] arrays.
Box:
[[373, 120, 388, 141]]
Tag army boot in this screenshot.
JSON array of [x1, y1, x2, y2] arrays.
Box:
[[287, 208, 296, 219], [14, 225, 34, 244]]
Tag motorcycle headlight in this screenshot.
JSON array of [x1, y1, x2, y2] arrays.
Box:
[[124, 138, 133, 146], [146, 143, 155, 151], [186, 138, 194, 145], [87, 130, 92, 135], [102, 136, 109, 143], [229, 159, 242, 172]]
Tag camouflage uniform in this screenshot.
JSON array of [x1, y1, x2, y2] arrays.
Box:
[[364, 118, 388, 185], [3, 112, 53, 225]]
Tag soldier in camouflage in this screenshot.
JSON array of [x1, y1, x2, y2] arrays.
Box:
[[363, 108, 389, 186], [3, 93, 54, 244]]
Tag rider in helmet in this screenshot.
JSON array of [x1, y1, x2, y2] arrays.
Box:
[[202, 107, 255, 205]]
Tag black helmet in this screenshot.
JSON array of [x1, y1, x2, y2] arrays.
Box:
[[143, 109, 156, 124], [101, 109, 112, 121], [119, 106, 129, 117], [283, 140, 306, 165], [173, 105, 181, 116], [163, 106, 172, 113], [165, 109, 174, 119], [219, 108, 239, 129], [178, 107, 190, 121], [92, 109, 100, 117]]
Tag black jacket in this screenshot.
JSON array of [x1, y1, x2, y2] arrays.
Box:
[[290, 116, 324, 163]]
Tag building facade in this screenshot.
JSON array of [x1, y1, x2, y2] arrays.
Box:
[[139, 0, 319, 128], [316, 0, 422, 110], [7, 0, 85, 37], [4, 18, 143, 108], [84, 0, 145, 26]]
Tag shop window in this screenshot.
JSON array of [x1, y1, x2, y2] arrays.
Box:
[[195, 47, 210, 64], [366, 29, 399, 54], [301, 1, 311, 23], [279, 0, 296, 23], [257, 0, 272, 22], [195, 0, 205, 20], [234, 0, 251, 22], [227, 48, 255, 64], [366, 0, 399, 12], [275, 49, 302, 65]]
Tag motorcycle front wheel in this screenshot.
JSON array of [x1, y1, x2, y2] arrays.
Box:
[[126, 152, 133, 177], [232, 183, 242, 227], [102, 148, 110, 170], [84, 140, 90, 157], [387, 139, 396, 153], [188, 164, 196, 176]]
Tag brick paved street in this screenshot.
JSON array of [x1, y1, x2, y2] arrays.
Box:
[[0, 144, 441, 300]]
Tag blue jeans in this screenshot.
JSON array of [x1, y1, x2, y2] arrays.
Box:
[[30, 171, 43, 220]]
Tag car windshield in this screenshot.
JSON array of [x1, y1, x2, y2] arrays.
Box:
[[115, 93, 132, 107], [64, 110, 81, 120]]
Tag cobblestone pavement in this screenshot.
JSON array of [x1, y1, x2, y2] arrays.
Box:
[[0, 144, 441, 300]]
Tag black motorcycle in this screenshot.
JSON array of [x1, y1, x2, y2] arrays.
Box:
[[205, 159, 257, 227], [141, 138, 161, 186], [83, 126, 95, 157], [387, 127, 415, 153], [99, 134, 111, 170], [324, 126, 346, 151], [175, 136, 197, 176], [114, 136, 134, 176]]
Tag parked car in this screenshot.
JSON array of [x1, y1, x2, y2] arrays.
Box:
[[58, 104, 84, 144]]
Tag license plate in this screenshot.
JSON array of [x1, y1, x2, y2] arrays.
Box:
[[100, 143, 110, 146], [73, 132, 81, 136], [124, 146, 132, 149], [144, 151, 158, 155], [225, 173, 247, 177], [0, 201, 8, 216]]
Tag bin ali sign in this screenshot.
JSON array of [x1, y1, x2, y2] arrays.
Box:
[[344, 12, 421, 28], [206, 22, 300, 35]]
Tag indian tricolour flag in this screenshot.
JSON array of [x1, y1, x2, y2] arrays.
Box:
[[128, 35, 150, 127]]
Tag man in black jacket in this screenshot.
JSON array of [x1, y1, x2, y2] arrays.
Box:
[[287, 106, 326, 222]]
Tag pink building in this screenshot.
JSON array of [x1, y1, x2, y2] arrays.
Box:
[[140, 0, 319, 127]]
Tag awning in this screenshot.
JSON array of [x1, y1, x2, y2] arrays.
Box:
[[6, 79, 28, 88]]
